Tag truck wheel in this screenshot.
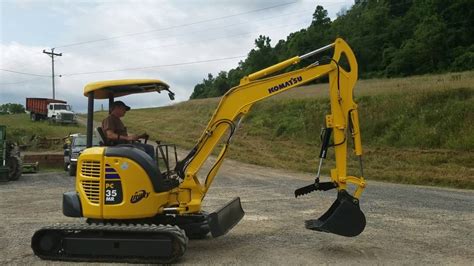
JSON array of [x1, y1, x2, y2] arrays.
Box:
[[31, 113, 37, 121], [68, 164, 76, 176], [7, 155, 22, 181]]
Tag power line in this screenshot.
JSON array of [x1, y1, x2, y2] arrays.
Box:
[[56, 1, 349, 54], [61, 55, 246, 77], [54, 1, 298, 49], [134, 21, 308, 51], [78, 18, 309, 59], [56, 20, 309, 77], [0, 69, 50, 77], [0, 77, 44, 85], [63, 8, 312, 56]]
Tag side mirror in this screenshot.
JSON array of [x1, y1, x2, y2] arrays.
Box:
[[63, 143, 69, 149], [158, 88, 175, 100]]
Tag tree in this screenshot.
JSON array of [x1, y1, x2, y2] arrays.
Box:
[[0, 103, 25, 115], [386, 14, 448, 75], [311, 5, 331, 27], [242, 35, 278, 75], [213, 71, 231, 96], [190, 73, 215, 99]]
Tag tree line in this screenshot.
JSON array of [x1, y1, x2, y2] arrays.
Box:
[[190, 0, 474, 99], [0, 103, 25, 115]]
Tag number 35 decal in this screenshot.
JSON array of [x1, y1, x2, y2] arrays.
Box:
[[104, 181, 123, 204]]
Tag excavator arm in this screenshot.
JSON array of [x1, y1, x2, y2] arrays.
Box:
[[176, 38, 366, 236]]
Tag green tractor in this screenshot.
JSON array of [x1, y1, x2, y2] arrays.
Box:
[[0, 125, 22, 181]]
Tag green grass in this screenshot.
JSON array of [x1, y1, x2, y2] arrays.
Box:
[[0, 114, 85, 151], [238, 87, 473, 150], [2, 71, 473, 188]]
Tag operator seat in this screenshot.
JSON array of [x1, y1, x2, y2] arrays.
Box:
[[95, 127, 110, 146], [105, 146, 178, 193]]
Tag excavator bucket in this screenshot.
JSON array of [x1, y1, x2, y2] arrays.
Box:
[[306, 190, 365, 237]]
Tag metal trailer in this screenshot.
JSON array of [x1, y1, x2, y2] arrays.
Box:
[[0, 125, 22, 181]]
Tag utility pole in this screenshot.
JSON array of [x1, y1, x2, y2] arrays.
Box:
[[43, 48, 62, 99]]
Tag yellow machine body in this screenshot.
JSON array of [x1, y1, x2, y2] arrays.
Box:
[[75, 38, 365, 234], [77, 147, 177, 219]]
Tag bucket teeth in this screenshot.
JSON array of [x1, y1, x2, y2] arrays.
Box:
[[295, 182, 337, 198], [295, 184, 317, 198]]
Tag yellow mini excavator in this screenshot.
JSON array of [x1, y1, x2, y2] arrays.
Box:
[[31, 38, 366, 263]]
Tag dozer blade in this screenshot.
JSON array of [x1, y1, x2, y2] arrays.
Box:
[[208, 197, 245, 238], [305, 190, 365, 237]]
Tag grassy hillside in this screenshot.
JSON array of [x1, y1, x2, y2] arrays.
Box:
[[0, 114, 85, 150], [96, 71, 474, 189], [2, 71, 472, 188]]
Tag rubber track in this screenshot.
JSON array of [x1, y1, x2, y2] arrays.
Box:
[[31, 223, 188, 264]]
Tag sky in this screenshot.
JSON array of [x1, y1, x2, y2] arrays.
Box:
[[0, 0, 354, 112]]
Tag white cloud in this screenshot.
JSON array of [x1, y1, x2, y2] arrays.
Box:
[[1, 0, 353, 112]]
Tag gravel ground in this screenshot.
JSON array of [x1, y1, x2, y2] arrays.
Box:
[[1, 157, 473, 265]]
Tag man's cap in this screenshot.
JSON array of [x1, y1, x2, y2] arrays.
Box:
[[111, 101, 131, 111]]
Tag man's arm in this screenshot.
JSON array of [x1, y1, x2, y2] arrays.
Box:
[[102, 116, 138, 142], [105, 130, 138, 142]]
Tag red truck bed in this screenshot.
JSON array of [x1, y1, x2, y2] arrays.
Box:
[[25, 98, 66, 115]]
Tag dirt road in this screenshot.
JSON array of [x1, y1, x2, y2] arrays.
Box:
[[1, 157, 473, 264]]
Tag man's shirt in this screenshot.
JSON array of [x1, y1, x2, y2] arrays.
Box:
[[102, 114, 128, 144]]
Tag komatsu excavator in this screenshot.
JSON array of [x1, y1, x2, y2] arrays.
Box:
[[31, 38, 366, 263]]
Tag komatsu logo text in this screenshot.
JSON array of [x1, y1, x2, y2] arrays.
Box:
[[268, 76, 303, 94]]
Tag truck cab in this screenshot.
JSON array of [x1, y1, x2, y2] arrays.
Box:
[[47, 103, 76, 124], [26, 98, 78, 124]]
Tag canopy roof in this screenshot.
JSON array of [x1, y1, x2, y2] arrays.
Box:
[[83, 79, 170, 99]]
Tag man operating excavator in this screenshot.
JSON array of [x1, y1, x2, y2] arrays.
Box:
[[102, 100, 155, 159]]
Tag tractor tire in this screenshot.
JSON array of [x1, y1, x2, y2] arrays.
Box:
[[7, 155, 22, 181]]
